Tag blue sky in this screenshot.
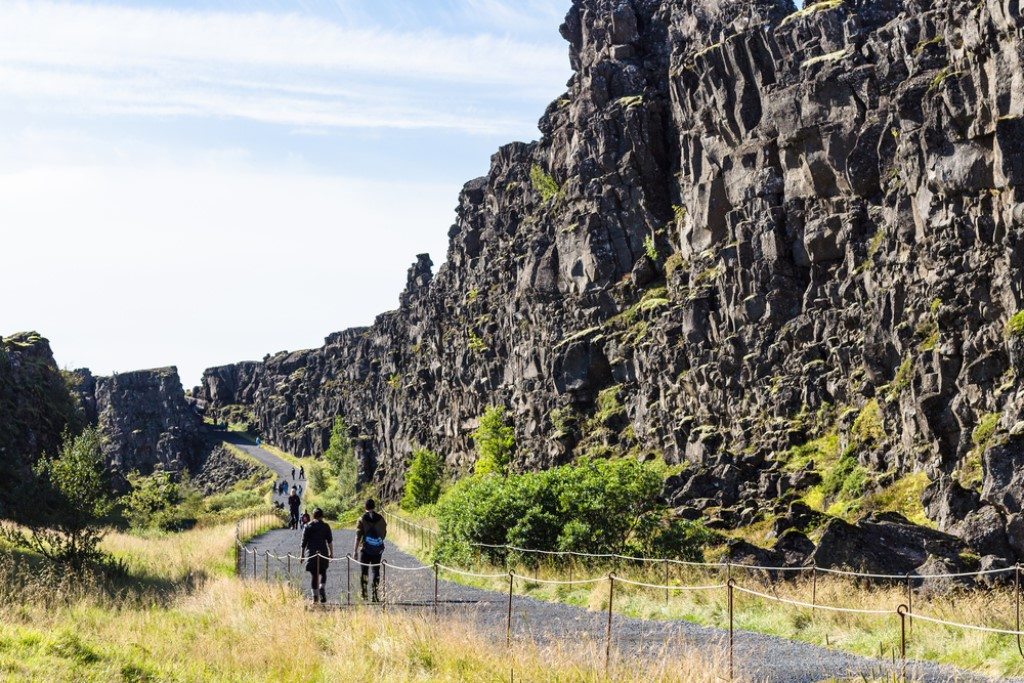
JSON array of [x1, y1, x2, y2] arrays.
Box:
[[0, 0, 572, 386]]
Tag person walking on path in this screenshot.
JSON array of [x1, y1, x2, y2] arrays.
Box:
[[301, 508, 333, 604], [299, 466, 305, 480], [291, 467, 295, 480], [287, 487, 301, 529], [353, 499, 387, 603]]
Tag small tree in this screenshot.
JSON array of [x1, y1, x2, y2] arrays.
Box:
[[323, 416, 358, 503], [9, 428, 113, 570], [123, 469, 198, 531], [401, 447, 443, 510], [472, 406, 515, 476]]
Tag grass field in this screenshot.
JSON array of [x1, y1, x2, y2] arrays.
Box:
[[386, 516, 1024, 679], [0, 518, 740, 682]]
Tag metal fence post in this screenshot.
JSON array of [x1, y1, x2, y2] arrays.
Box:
[[252, 549, 257, 580], [382, 561, 388, 611], [506, 571, 514, 647], [897, 604, 908, 683], [727, 579, 735, 681], [434, 562, 439, 616], [346, 555, 352, 606], [605, 573, 615, 675], [811, 564, 817, 609], [265, 551, 270, 581], [663, 559, 669, 604]]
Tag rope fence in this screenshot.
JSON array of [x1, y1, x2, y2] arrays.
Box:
[[234, 510, 1024, 678]]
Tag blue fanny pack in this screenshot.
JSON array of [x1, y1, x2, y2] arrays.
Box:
[[364, 535, 384, 548]]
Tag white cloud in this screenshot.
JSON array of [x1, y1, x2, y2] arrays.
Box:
[[0, 0, 569, 133]]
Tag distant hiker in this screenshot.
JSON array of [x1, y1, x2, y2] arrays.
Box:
[[299, 466, 305, 479], [279, 481, 289, 496], [291, 467, 295, 480], [288, 487, 301, 529], [302, 508, 333, 603], [298, 484, 303, 496], [300, 510, 311, 529], [354, 499, 387, 603], [256, 437, 261, 446]]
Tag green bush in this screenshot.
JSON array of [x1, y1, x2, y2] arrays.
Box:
[[323, 416, 358, 503], [529, 164, 560, 202], [401, 448, 443, 510], [6, 428, 114, 569], [472, 406, 515, 476], [123, 470, 199, 531], [433, 458, 715, 567], [307, 462, 329, 495]]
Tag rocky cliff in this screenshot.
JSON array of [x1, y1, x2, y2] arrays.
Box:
[[0, 331, 215, 498], [94, 367, 207, 480], [0, 332, 83, 514], [197, 0, 1024, 567]]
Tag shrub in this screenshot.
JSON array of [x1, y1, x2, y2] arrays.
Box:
[[401, 448, 443, 510], [323, 416, 358, 503], [307, 462, 329, 495], [529, 164, 560, 202], [472, 406, 515, 476], [123, 470, 198, 531], [6, 428, 114, 570], [643, 235, 658, 261], [433, 458, 715, 566]]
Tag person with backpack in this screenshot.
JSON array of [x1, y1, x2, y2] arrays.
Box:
[[301, 508, 333, 604], [353, 499, 387, 603], [299, 509, 311, 529], [287, 487, 301, 529]]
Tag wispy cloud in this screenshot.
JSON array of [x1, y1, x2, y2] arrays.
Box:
[[0, 0, 569, 133]]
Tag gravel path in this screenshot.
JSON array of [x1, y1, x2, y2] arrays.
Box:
[[237, 444, 1011, 683]]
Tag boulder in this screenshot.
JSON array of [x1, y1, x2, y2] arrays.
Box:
[[810, 513, 967, 575]]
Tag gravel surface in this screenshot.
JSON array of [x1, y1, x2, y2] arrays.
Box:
[[238, 444, 1014, 683]]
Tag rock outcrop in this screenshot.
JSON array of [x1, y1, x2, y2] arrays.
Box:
[[95, 367, 206, 479], [197, 0, 1024, 567], [0, 332, 83, 515]]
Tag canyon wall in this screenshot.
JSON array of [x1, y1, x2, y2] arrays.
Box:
[[197, 0, 1024, 565]]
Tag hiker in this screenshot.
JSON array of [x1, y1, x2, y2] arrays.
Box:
[[288, 487, 301, 529], [300, 509, 311, 529], [291, 467, 295, 480], [301, 508, 333, 604], [298, 484, 303, 496], [256, 437, 261, 446], [353, 499, 387, 603], [299, 466, 305, 479]]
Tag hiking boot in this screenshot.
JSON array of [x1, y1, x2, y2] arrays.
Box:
[[319, 588, 327, 603]]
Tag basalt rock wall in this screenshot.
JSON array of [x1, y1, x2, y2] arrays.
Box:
[[198, 0, 1024, 564]]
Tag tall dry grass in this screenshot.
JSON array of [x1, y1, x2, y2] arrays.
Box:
[[0, 520, 742, 682], [387, 521, 1024, 678]]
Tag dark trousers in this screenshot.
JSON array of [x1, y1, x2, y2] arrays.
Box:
[[306, 555, 328, 590], [359, 549, 382, 599]]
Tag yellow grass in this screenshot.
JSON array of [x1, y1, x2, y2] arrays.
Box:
[[0, 521, 742, 682], [388, 522, 1024, 678]]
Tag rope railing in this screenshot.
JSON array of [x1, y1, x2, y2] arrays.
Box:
[[235, 510, 1024, 675]]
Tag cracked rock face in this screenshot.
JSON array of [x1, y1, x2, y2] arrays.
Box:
[[197, 0, 1024, 564], [96, 367, 205, 479]]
